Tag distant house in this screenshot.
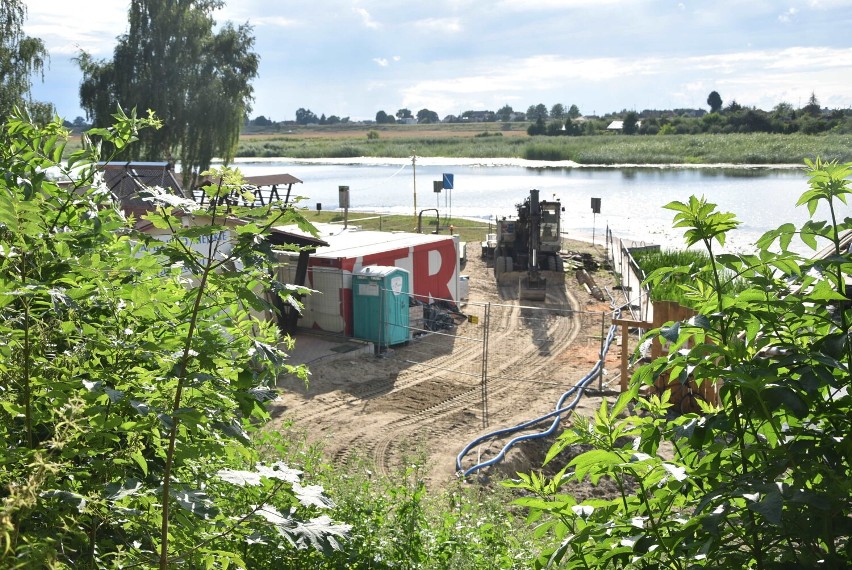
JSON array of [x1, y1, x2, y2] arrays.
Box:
[[606, 120, 642, 133], [461, 111, 495, 122], [398, 117, 417, 125]]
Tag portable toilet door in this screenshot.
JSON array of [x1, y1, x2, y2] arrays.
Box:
[[352, 266, 410, 347]]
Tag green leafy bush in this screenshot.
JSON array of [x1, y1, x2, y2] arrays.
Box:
[[509, 159, 852, 568], [0, 110, 349, 568], [261, 439, 536, 569]]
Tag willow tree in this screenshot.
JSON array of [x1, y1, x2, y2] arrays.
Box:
[[78, 0, 258, 187], [0, 0, 50, 120]]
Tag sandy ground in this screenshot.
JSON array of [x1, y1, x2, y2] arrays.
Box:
[[268, 239, 629, 489]]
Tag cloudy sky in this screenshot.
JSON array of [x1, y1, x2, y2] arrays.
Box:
[[24, 0, 852, 122]]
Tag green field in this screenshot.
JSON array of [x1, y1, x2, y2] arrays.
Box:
[[237, 125, 852, 164], [299, 209, 489, 244]]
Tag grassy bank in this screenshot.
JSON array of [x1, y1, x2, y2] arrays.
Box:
[[298, 209, 491, 245], [292, 210, 603, 260], [237, 126, 852, 164], [631, 247, 748, 303]]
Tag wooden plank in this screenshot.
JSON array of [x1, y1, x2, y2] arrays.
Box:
[[612, 318, 652, 391]]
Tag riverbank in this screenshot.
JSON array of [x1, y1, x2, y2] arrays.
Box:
[[235, 129, 852, 165], [229, 155, 804, 170], [223, 159, 816, 255]]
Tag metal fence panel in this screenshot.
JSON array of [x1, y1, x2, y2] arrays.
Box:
[[373, 291, 612, 427]]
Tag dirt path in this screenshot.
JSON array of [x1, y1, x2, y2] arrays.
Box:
[[269, 239, 627, 488]]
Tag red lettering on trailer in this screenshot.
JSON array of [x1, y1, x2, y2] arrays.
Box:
[[412, 242, 456, 303], [360, 248, 409, 270]]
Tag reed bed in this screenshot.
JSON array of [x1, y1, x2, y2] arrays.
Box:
[[237, 131, 852, 164], [631, 248, 748, 303]]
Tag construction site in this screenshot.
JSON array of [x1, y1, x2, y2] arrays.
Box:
[[269, 211, 631, 489], [101, 161, 649, 487]]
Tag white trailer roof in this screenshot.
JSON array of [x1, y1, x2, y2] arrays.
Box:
[[273, 223, 455, 259]]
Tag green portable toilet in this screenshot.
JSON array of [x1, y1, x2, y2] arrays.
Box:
[[352, 266, 410, 347]]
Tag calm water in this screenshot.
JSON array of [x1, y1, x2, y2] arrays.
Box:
[[228, 158, 839, 254]]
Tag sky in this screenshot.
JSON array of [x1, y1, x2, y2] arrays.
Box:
[[23, 0, 852, 123]]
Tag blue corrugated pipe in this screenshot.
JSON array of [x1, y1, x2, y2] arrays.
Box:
[[456, 311, 621, 478]]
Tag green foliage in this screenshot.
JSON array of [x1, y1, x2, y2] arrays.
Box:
[[634, 247, 749, 303], [236, 130, 852, 164], [0, 110, 349, 568], [78, 0, 259, 187], [523, 141, 569, 161], [510, 159, 852, 568], [707, 91, 723, 114], [375, 110, 396, 125], [622, 111, 639, 135], [415, 109, 439, 124], [524, 103, 851, 140], [527, 117, 547, 136], [251, 435, 536, 569]]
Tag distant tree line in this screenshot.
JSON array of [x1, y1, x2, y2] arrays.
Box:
[[244, 108, 352, 128], [251, 92, 851, 136], [61, 116, 92, 131], [375, 108, 440, 124], [527, 92, 851, 137]]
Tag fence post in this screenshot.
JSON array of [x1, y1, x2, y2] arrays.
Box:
[[599, 312, 606, 391], [481, 302, 490, 429]]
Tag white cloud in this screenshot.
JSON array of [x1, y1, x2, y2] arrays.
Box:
[[807, 0, 852, 8], [251, 17, 300, 28], [24, 2, 126, 55], [765, 46, 852, 69], [496, 0, 626, 8], [20, 0, 852, 120], [397, 46, 852, 116], [372, 55, 401, 67], [778, 7, 798, 22], [355, 7, 381, 29], [415, 18, 463, 33]]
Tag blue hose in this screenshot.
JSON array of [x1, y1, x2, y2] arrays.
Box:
[[456, 312, 621, 477]]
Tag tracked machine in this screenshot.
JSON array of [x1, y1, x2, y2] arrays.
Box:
[[492, 189, 564, 301]]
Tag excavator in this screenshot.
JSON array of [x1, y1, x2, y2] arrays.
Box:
[[492, 189, 563, 301]]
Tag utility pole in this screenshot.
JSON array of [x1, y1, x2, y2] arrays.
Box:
[[411, 151, 417, 219]]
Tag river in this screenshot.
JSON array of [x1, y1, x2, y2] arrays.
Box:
[[226, 157, 838, 255]]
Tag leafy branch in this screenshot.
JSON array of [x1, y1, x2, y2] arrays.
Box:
[[512, 159, 852, 568]]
